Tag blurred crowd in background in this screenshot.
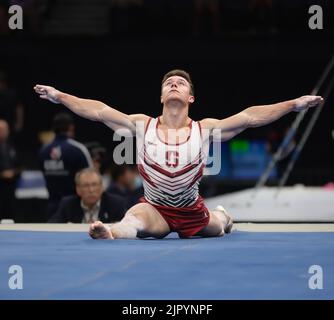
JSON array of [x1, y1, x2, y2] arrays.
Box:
[[1, 62, 144, 223], [0, 96, 144, 222], [1, 60, 145, 221]]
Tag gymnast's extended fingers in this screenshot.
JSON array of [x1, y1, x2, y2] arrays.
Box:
[[34, 85, 50, 94], [308, 95, 324, 107]]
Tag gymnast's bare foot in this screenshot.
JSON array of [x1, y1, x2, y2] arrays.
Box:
[[223, 211, 233, 234], [89, 221, 114, 239], [216, 205, 233, 234]]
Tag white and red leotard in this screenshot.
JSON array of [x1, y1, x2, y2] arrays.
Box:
[[137, 116, 211, 238]]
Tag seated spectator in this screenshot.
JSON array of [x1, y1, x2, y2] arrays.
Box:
[[39, 112, 93, 220], [0, 119, 21, 220], [49, 168, 126, 223], [107, 164, 143, 209]]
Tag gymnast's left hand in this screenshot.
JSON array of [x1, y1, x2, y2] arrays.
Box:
[[293, 95, 324, 112]]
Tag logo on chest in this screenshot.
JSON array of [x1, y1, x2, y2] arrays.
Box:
[[165, 151, 179, 168]]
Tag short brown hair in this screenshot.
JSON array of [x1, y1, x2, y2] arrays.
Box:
[[162, 69, 194, 95]]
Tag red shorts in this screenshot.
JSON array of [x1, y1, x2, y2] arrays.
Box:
[[139, 196, 210, 238]]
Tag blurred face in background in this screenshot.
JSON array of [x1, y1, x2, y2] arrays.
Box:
[[76, 171, 104, 207], [0, 120, 9, 144], [67, 124, 75, 138], [118, 167, 138, 191]]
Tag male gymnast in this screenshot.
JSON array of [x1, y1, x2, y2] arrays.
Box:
[[34, 70, 323, 240]]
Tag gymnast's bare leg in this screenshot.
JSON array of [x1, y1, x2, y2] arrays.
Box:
[[89, 202, 170, 240]]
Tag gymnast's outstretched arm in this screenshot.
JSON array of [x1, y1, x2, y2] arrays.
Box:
[[200, 95, 323, 141], [34, 85, 148, 136]]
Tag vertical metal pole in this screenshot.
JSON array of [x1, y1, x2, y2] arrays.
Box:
[[252, 55, 334, 198]]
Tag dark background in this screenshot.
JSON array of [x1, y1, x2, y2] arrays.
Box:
[[1, 0, 334, 187]]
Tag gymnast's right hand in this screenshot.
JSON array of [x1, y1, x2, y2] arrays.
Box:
[[34, 85, 62, 104]]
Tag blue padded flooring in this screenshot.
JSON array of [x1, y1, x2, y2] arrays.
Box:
[[0, 230, 333, 300]]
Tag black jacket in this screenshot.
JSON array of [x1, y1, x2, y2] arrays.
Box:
[[49, 192, 126, 223], [39, 134, 92, 203], [107, 183, 144, 209]]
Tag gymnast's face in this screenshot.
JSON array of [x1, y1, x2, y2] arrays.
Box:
[[161, 76, 195, 106], [76, 172, 104, 207]]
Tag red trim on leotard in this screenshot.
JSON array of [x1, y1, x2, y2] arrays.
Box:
[[144, 117, 152, 136], [198, 120, 203, 139]]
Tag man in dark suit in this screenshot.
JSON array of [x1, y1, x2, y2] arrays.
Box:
[[49, 168, 126, 223]]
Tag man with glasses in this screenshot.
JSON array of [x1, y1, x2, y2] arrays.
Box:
[[49, 168, 126, 223]]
